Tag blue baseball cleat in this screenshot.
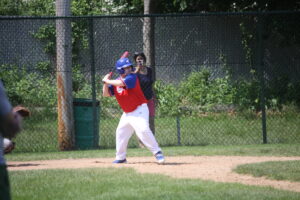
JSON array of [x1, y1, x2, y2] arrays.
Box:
[[113, 159, 127, 164], [155, 151, 165, 164]]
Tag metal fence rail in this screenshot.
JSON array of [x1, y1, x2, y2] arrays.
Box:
[[0, 11, 299, 152]]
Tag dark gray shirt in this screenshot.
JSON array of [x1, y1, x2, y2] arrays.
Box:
[[0, 81, 13, 164]]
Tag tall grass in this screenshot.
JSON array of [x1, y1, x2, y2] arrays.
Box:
[[13, 111, 300, 152]]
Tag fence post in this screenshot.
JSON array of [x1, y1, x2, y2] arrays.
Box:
[[143, 1, 156, 136], [88, 17, 99, 148], [176, 116, 181, 145], [257, 13, 267, 144]]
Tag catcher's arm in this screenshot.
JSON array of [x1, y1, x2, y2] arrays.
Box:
[[0, 112, 22, 139], [1, 107, 29, 153], [0, 106, 30, 139], [0, 82, 22, 138]]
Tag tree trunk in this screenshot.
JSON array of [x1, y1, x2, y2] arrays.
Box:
[[143, 0, 156, 134], [56, 0, 75, 150]]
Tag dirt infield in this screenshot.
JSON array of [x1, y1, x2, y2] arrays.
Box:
[[7, 156, 300, 193]]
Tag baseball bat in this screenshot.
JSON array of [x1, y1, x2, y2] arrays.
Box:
[[120, 51, 129, 59]]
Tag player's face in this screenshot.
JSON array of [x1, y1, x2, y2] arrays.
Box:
[[123, 66, 132, 75]]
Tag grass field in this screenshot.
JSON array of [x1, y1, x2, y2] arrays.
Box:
[[234, 160, 300, 182], [10, 168, 300, 200], [7, 144, 300, 200], [8, 110, 300, 199]]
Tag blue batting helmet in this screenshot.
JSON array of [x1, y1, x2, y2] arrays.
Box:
[[115, 58, 133, 74]]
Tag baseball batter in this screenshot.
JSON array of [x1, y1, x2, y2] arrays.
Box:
[[102, 57, 165, 164]]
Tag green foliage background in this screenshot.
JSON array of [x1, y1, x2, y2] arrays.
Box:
[[2, 62, 300, 118], [1, 0, 300, 17], [1, 0, 300, 121], [154, 68, 300, 117]]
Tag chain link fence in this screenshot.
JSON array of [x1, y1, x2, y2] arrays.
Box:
[[0, 11, 299, 152]]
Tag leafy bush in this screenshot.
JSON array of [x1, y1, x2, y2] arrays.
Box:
[[1, 62, 124, 121], [179, 69, 235, 113], [154, 80, 181, 117], [155, 67, 300, 117], [0, 64, 57, 107], [232, 77, 260, 111], [267, 75, 300, 110], [155, 68, 236, 117]]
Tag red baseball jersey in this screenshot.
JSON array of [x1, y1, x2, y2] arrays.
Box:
[[109, 73, 147, 113]]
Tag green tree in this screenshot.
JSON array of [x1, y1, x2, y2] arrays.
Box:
[[0, 0, 23, 15], [2, 0, 300, 16]]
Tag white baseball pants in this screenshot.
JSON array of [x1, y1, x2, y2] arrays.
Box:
[[115, 103, 161, 160]]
